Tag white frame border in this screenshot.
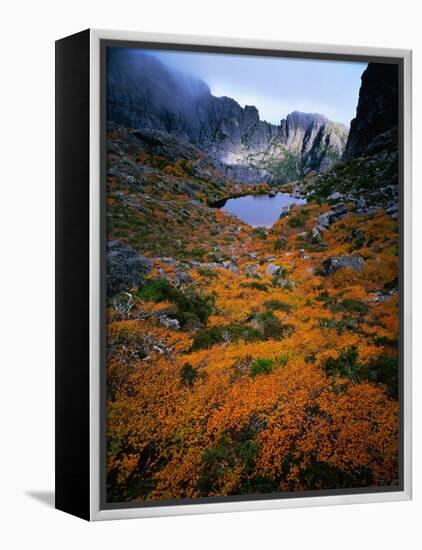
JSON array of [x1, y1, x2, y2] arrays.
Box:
[[89, 28, 412, 521]]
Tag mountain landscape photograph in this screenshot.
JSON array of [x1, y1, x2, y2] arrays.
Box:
[[105, 46, 400, 504]]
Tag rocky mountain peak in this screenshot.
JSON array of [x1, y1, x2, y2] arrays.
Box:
[[286, 111, 328, 128], [107, 50, 349, 183], [343, 63, 398, 160]]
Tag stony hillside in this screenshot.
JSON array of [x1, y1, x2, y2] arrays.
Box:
[[105, 57, 399, 503], [107, 49, 348, 183], [105, 120, 399, 502], [291, 63, 399, 219]]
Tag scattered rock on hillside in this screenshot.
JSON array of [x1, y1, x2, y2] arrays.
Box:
[[158, 315, 180, 330], [332, 203, 348, 216], [222, 260, 239, 274], [243, 264, 259, 276], [174, 271, 193, 286], [279, 205, 290, 218], [327, 191, 344, 201], [311, 226, 322, 240], [322, 255, 365, 276], [266, 264, 281, 275], [107, 240, 153, 296], [318, 212, 334, 228], [311, 224, 327, 241]]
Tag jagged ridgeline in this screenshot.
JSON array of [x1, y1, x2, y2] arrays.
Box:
[[107, 48, 348, 183]]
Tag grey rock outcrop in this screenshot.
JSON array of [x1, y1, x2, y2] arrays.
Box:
[[265, 264, 281, 275], [318, 212, 334, 228], [343, 63, 398, 160], [174, 271, 193, 286], [158, 315, 180, 330], [107, 240, 153, 296], [327, 191, 343, 201], [322, 255, 365, 276]]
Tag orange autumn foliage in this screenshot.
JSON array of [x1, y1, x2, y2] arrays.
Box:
[[105, 128, 400, 503]]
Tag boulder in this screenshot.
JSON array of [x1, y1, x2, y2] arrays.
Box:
[[318, 211, 335, 228], [311, 226, 322, 240], [279, 205, 290, 218], [331, 203, 348, 216], [243, 264, 258, 276], [222, 260, 239, 274], [107, 240, 153, 296], [158, 315, 180, 330], [322, 255, 365, 276], [315, 224, 327, 233], [174, 271, 192, 286], [265, 264, 281, 275], [327, 191, 343, 201]]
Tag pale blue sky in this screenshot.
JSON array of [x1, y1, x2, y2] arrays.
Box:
[[148, 49, 366, 126]]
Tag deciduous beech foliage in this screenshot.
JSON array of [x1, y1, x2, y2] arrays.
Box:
[[106, 128, 399, 503]]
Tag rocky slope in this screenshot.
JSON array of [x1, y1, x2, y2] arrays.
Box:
[[105, 121, 399, 502], [296, 62, 399, 216], [107, 48, 348, 183], [104, 57, 400, 503]]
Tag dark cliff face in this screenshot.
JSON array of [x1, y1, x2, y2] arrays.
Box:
[[107, 48, 348, 183], [304, 62, 399, 216], [343, 63, 398, 160]]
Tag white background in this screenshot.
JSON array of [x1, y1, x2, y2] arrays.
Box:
[[0, 0, 420, 548]]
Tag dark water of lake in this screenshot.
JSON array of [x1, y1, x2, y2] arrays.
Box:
[[221, 193, 306, 227]]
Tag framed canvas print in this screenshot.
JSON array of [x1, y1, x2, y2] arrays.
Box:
[[55, 29, 412, 521]]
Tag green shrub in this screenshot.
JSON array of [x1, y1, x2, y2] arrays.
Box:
[[249, 358, 274, 377], [197, 268, 218, 279], [241, 281, 269, 292], [318, 317, 359, 334], [259, 312, 284, 339], [136, 279, 215, 328], [174, 288, 215, 326], [287, 215, 305, 228], [274, 238, 284, 251], [322, 347, 398, 399], [190, 326, 224, 351], [337, 298, 370, 314], [384, 276, 399, 291], [365, 354, 398, 399], [190, 247, 207, 260], [197, 434, 259, 496], [252, 227, 267, 240], [373, 335, 398, 348], [180, 362, 198, 387], [323, 346, 360, 380], [135, 279, 174, 302], [264, 299, 292, 313]]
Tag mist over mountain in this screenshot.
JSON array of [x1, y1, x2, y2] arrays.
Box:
[[107, 48, 349, 183]]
